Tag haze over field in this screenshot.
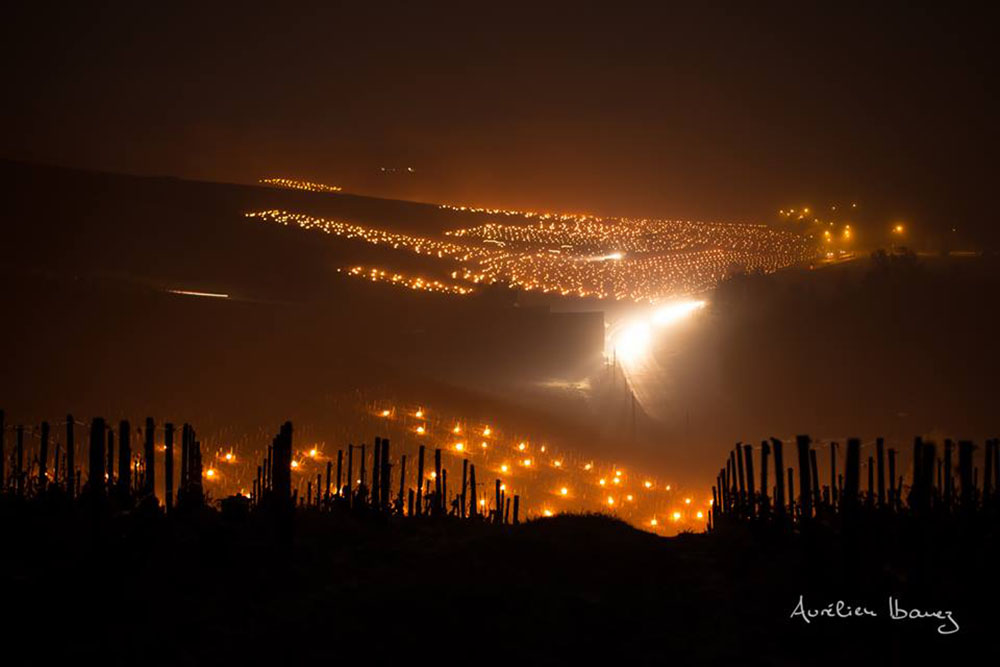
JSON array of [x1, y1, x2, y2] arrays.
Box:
[[3, 161, 999, 530], [3, 2, 1000, 533], [4, 6, 1000, 665]]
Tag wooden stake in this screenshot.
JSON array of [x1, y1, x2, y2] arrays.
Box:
[[434, 448, 442, 516], [867, 456, 874, 508], [325, 460, 332, 503], [54, 442, 60, 493], [106, 429, 114, 487], [38, 421, 50, 491], [876, 438, 885, 508], [786, 467, 794, 517], [494, 479, 501, 524], [843, 438, 860, 512], [442, 468, 449, 515], [722, 462, 736, 514], [772, 438, 785, 516], [88, 418, 105, 495], [261, 448, 269, 493], [911, 437, 923, 510], [830, 441, 838, 506], [358, 443, 367, 506], [180, 425, 189, 491], [272, 423, 293, 507], [164, 423, 174, 512], [984, 439, 993, 505], [117, 420, 130, 496], [380, 438, 391, 509], [888, 448, 897, 511], [336, 449, 343, 498], [760, 440, 770, 515], [191, 436, 204, 505], [0, 410, 4, 492], [397, 454, 406, 513], [65, 415, 74, 497], [993, 440, 999, 505], [718, 471, 727, 515], [733, 465, 740, 512], [958, 440, 974, 511], [144, 417, 155, 497], [372, 437, 381, 509], [809, 447, 821, 510], [942, 438, 953, 506], [346, 444, 354, 500], [469, 464, 478, 518], [460, 458, 468, 519], [922, 442, 936, 509], [415, 445, 424, 516], [735, 443, 746, 515], [796, 435, 812, 521]]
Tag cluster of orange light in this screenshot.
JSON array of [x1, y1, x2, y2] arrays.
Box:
[[464, 246, 810, 302], [247, 204, 814, 302], [445, 213, 814, 300], [245, 210, 476, 259], [260, 177, 342, 193], [366, 404, 710, 533], [439, 203, 603, 224], [196, 401, 710, 533], [447, 217, 802, 254], [778, 204, 862, 245], [340, 265, 473, 295], [778, 203, 856, 222]]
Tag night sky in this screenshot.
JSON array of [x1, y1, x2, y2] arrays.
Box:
[[3, 2, 997, 240]]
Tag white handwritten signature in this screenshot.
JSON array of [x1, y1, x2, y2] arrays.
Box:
[[790, 594, 959, 635]]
